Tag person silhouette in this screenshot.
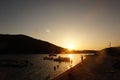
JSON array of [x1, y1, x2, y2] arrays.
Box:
[[81, 55, 83, 62]]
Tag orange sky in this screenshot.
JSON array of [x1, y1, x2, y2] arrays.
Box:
[[0, 0, 120, 50]]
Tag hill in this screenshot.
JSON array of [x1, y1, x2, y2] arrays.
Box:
[[103, 46, 120, 56], [0, 34, 65, 54]]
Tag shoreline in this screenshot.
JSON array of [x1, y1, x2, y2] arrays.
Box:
[[52, 55, 94, 80], [52, 62, 81, 80], [52, 52, 120, 80]]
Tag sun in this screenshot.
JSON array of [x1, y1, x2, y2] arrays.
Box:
[[67, 44, 74, 50]]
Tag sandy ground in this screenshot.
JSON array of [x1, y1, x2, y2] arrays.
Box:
[[52, 52, 120, 80]]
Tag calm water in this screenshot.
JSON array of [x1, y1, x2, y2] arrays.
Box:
[[0, 53, 87, 80]]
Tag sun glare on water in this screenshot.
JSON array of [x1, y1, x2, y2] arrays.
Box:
[[68, 54, 73, 59]]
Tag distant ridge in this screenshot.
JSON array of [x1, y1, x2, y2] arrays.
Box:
[[103, 46, 120, 56], [0, 34, 65, 54]]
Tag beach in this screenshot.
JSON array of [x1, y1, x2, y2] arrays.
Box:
[[52, 51, 120, 80]]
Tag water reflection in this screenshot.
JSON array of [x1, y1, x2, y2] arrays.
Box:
[[67, 54, 87, 68], [0, 53, 88, 80], [68, 54, 73, 60]]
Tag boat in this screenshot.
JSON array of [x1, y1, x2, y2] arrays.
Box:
[[43, 56, 53, 60], [49, 54, 57, 56], [54, 56, 70, 62]]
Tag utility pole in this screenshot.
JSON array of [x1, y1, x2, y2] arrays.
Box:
[[109, 42, 111, 48]]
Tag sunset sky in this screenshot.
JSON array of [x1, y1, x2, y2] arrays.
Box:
[[0, 0, 120, 50]]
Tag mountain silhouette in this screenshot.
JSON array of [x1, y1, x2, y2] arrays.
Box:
[[0, 34, 65, 54]]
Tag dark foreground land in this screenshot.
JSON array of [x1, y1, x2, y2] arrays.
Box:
[[53, 48, 120, 80]]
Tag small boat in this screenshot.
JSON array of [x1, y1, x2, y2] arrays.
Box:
[[49, 54, 57, 56], [43, 56, 53, 60], [54, 56, 70, 62]]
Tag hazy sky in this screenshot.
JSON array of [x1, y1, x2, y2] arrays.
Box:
[[0, 0, 120, 50]]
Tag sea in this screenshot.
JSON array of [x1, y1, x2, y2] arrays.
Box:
[[0, 53, 90, 80]]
